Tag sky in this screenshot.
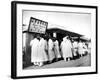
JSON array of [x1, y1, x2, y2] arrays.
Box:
[[23, 10, 91, 38]]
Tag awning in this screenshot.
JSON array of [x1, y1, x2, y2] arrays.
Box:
[[47, 28, 83, 37]]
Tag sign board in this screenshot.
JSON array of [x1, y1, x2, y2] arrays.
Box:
[[28, 17, 48, 34]]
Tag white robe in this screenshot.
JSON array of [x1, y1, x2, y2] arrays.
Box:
[[38, 38, 48, 62], [82, 43, 88, 54], [73, 41, 78, 48], [61, 39, 73, 58], [78, 42, 84, 55], [72, 41, 78, 56], [54, 40, 61, 58], [48, 39, 55, 61], [30, 38, 39, 62]]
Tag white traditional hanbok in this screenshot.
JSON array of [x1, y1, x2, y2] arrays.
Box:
[[60, 38, 66, 59], [72, 41, 78, 56], [48, 39, 55, 61], [30, 38, 39, 63], [61, 37, 73, 59], [65, 39, 73, 58], [82, 43, 88, 54], [38, 38, 48, 62], [78, 42, 84, 55], [54, 40, 61, 58]]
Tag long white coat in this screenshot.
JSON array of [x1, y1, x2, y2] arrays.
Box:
[[38, 38, 48, 62], [72, 41, 78, 56], [30, 38, 39, 62], [73, 41, 78, 48], [48, 39, 55, 61], [54, 40, 61, 58], [61, 38, 73, 58], [82, 43, 88, 54], [78, 42, 84, 55]]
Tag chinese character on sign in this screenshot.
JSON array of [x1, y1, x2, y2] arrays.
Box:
[[28, 17, 48, 34]]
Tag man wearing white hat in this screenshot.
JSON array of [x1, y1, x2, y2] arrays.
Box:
[[61, 36, 73, 61]]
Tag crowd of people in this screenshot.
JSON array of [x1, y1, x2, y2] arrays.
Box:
[[29, 34, 91, 67]]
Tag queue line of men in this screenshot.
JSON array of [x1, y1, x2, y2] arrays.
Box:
[[30, 35, 90, 67]]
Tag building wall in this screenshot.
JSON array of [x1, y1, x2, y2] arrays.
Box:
[[23, 32, 35, 68]]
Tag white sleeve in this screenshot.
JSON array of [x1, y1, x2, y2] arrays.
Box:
[[30, 40, 33, 46]]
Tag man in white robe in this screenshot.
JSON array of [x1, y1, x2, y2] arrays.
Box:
[[78, 40, 84, 57], [38, 37, 48, 66], [61, 37, 73, 61], [83, 42, 88, 55], [54, 39, 61, 61], [72, 41, 78, 57], [60, 37, 66, 61], [48, 38, 55, 63], [30, 37, 39, 65], [66, 37, 73, 61]]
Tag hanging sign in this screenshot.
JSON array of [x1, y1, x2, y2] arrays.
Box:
[[28, 17, 48, 34]]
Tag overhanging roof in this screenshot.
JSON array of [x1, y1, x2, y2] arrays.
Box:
[[47, 28, 83, 37]]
